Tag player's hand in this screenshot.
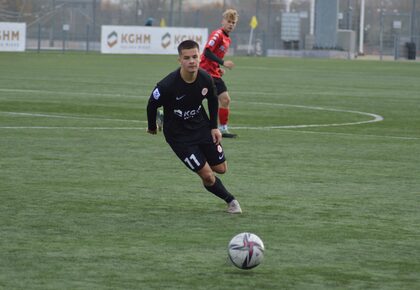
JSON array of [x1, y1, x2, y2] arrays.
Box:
[[219, 68, 225, 76], [211, 128, 222, 145], [223, 60, 235, 70], [147, 128, 157, 135]]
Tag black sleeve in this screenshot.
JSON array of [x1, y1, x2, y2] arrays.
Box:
[[147, 99, 158, 131], [146, 87, 161, 131], [204, 48, 224, 66], [207, 80, 219, 129]]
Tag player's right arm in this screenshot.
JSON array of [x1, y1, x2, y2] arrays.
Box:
[[204, 30, 234, 70], [204, 48, 224, 66], [146, 86, 163, 134], [222, 60, 234, 70], [203, 47, 234, 70]]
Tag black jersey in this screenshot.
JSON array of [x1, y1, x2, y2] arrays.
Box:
[[147, 68, 218, 143]]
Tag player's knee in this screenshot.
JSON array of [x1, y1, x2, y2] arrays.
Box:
[[212, 163, 227, 174], [219, 93, 230, 107], [199, 170, 216, 186], [221, 96, 230, 107], [203, 174, 215, 186]]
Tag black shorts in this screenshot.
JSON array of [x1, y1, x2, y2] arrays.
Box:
[[168, 137, 226, 172], [213, 77, 227, 96]]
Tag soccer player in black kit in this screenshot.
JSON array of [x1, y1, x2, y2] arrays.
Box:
[[146, 40, 242, 214]]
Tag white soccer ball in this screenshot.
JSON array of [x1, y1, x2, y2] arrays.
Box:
[[228, 232, 265, 269]]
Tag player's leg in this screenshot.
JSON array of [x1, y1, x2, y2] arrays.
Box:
[[200, 141, 242, 213], [210, 161, 227, 174], [218, 91, 230, 132], [197, 162, 235, 206], [168, 140, 241, 213], [197, 163, 241, 213], [214, 79, 237, 138]]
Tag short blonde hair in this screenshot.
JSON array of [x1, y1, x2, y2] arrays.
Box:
[[223, 9, 239, 22]]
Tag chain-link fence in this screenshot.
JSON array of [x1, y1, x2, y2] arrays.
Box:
[[1, 0, 419, 59]]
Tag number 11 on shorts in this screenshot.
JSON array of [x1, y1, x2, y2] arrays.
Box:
[[184, 154, 200, 170]]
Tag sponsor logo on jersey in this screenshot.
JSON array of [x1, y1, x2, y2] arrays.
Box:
[[176, 94, 186, 100], [153, 88, 160, 100], [173, 105, 202, 120]]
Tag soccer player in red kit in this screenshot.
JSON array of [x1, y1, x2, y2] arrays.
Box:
[[200, 9, 238, 138]]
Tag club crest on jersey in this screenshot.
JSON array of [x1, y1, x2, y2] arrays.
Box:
[[201, 88, 208, 96], [217, 145, 223, 153], [153, 88, 161, 100]]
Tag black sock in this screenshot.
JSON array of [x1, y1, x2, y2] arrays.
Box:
[[204, 176, 235, 203]]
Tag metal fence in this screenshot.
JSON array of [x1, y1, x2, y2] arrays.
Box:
[[2, 0, 419, 59]]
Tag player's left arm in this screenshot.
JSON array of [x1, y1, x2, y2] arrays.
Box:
[[206, 79, 221, 144], [207, 80, 218, 129], [211, 128, 222, 145]]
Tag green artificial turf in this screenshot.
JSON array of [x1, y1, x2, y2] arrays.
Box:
[[1, 52, 419, 289]]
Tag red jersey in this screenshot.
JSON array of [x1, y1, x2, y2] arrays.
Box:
[[200, 28, 231, 78]]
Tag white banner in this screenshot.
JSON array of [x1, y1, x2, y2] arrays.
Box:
[[0, 22, 26, 52], [101, 26, 208, 54]]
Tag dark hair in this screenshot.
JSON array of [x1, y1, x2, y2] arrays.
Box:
[[177, 40, 199, 55]]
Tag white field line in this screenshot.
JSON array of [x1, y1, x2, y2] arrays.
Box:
[[0, 126, 146, 130], [0, 102, 383, 132], [0, 88, 146, 99], [1, 102, 381, 130], [277, 129, 420, 141], [1, 125, 418, 140], [2, 112, 146, 123], [231, 101, 384, 129], [2, 102, 418, 140]]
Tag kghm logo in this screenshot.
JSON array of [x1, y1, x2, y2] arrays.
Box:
[[107, 31, 118, 48], [0, 30, 20, 41], [161, 32, 171, 49]]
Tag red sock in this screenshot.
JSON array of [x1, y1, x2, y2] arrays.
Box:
[[219, 107, 229, 126]]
